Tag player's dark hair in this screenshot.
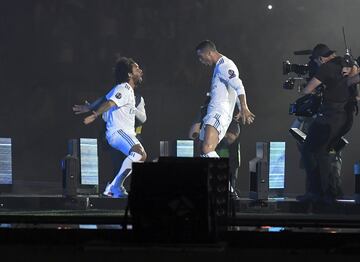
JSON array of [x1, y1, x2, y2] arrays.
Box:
[[114, 57, 136, 84], [195, 40, 217, 52]]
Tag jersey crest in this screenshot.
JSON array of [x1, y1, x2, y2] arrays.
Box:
[[228, 69, 236, 79]]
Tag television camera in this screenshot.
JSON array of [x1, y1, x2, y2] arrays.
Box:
[[282, 49, 322, 117], [283, 49, 359, 117]]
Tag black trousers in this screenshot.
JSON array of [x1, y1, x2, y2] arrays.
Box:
[[295, 117, 343, 196], [301, 105, 352, 198]]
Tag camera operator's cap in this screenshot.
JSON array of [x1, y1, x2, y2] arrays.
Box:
[[311, 43, 335, 59]]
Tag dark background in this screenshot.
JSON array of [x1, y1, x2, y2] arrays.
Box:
[[1, 0, 359, 196]]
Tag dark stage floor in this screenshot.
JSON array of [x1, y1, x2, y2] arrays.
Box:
[[1, 194, 360, 260], [1, 194, 360, 228]]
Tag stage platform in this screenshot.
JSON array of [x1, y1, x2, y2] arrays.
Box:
[[1, 194, 360, 260], [1, 194, 360, 228], [0, 194, 127, 211]]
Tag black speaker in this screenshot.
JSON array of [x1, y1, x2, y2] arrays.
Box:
[[61, 139, 80, 197], [61, 155, 79, 197], [249, 142, 269, 200], [129, 157, 229, 242], [249, 159, 269, 200]]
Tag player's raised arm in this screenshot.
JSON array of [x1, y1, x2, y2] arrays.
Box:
[[83, 100, 116, 125], [73, 96, 107, 115]]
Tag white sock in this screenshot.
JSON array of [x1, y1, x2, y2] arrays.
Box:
[[110, 151, 143, 189], [200, 151, 220, 158]]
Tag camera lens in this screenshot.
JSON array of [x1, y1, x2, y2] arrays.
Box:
[[283, 78, 295, 90]]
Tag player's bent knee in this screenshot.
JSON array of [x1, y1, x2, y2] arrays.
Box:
[[137, 150, 147, 161], [130, 144, 147, 161], [141, 151, 147, 161], [202, 143, 213, 154]]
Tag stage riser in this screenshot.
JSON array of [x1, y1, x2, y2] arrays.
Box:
[[0, 196, 127, 211], [233, 199, 360, 215]]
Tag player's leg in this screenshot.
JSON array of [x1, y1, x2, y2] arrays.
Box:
[[111, 143, 146, 192], [199, 113, 229, 158], [201, 124, 220, 157], [104, 130, 144, 197]]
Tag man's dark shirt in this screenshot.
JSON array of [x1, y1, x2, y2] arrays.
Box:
[[314, 56, 350, 103], [308, 59, 320, 79]]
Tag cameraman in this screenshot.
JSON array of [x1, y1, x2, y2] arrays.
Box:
[[300, 43, 357, 204], [293, 48, 341, 201]]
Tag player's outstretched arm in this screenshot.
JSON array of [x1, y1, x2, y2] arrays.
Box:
[[73, 96, 107, 115], [83, 100, 116, 125], [73, 101, 91, 115]]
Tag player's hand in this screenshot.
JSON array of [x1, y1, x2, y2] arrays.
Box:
[[240, 108, 255, 125], [73, 101, 91, 115], [233, 112, 241, 122], [83, 111, 98, 125]]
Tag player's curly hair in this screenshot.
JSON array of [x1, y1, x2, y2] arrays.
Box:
[[114, 57, 136, 84]]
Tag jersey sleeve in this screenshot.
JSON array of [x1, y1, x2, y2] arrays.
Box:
[[135, 96, 147, 124], [105, 85, 129, 107], [219, 63, 246, 96]]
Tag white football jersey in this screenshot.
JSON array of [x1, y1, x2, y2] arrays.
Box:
[[207, 56, 241, 121], [104, 83, 136, 137]]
